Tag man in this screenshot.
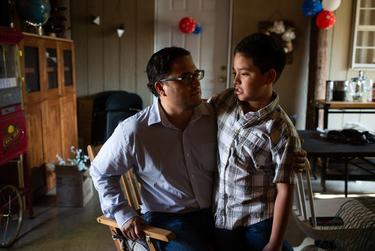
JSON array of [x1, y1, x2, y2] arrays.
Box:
[[90, 47, 216, 251]]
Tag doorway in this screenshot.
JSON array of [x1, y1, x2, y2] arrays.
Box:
[[155, 0, 232, 98]]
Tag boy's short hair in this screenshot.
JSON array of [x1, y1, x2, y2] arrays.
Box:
[[234, 33, 286, 82], [146, 47, 191, 96]]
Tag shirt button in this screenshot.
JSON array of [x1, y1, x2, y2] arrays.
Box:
[[186, 153, 190, 158]]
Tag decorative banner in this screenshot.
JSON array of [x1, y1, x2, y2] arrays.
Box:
[[322, 0, 342, 11], [179, 17, 196, 34], [316, 10, 336, 29], [302, 0, 323, 16]]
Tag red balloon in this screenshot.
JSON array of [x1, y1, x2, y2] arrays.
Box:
[[179, 17, 196, 34], [316, 10, 336, 29]]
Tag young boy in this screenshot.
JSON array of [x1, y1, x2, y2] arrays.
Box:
[[210, 33, 300, 251]]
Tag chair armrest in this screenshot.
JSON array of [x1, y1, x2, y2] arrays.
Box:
[[97, 215, 175, 242]]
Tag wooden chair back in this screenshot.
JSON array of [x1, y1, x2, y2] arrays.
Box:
[[87, 144, 141, 211], [87, 144, 175, 251]]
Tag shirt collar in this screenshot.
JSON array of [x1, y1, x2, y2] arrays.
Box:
[[148, 99, 210, 126], [237, 92, 279, 126], [148, 99, 162, 126]]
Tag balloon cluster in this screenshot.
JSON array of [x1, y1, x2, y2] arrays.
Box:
[[179, 17, 202, 34], [302, 0, 341, 29]]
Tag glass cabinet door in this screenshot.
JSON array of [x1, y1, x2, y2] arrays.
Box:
[[24, 46, 40, 93], [63, 50, 73, 86], [0, 44, 19, 89], [45, 48, 58, 89]]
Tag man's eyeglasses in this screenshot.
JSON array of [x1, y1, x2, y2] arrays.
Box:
[[159, 69, 204, 84]]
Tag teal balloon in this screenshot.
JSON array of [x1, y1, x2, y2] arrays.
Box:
[[17, 0, 51, 26]]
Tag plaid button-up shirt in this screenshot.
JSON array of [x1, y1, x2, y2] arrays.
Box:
[[210, 88, 300, 230]]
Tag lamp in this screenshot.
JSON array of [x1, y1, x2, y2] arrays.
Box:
[[91, 15, 100, 26], [116, 25, 125, 38]]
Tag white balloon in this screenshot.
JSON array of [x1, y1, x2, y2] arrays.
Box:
[[322, 0, 342, 11]]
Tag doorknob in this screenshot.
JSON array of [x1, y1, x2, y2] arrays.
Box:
[[219, 76, 226, 83], [219, 65, 227, 83]]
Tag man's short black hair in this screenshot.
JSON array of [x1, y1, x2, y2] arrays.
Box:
[[234, 33, 286, 82], [146, 47, 191, 96]]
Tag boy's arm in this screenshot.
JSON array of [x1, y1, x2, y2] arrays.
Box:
[[264, 182, 294, 251]]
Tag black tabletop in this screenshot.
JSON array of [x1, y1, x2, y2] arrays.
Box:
[[298, 130, 375, 157]]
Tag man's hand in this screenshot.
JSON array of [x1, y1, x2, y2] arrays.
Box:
[[121, 216, 145, 240], [262, 242, 281, 251], [292, 149, 307, 172]]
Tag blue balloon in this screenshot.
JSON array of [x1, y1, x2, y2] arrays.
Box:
[[193, 24, 202, 34], [302, 0, 323, 16]]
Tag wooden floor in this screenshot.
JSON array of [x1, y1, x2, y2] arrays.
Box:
[[4, 178, 375, 250], [3, 191, 114, 251]]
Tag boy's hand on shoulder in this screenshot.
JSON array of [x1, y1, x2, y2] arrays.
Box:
[[292, 149, 307, 172]]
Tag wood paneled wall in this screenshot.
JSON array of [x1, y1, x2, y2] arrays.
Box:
[[70, 0, 154, 106], [71, 0, 311, 128]]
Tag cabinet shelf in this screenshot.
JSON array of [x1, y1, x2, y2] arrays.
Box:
[[24, 68, 36, 74], [46, 67, 57, 72], [355, 46, 375, 49], [357, 25, 375, 31]]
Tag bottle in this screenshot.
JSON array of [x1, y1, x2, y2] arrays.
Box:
[[359, 70, 373, 102], [349, 75, 362, 102]]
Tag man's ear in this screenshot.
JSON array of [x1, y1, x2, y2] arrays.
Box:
[[266, 69, 277, 84], [154, 81, 166, 96]]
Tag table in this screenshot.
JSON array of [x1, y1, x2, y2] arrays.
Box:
[[313, 100, 375, 129], [299, 130, 375, 197]]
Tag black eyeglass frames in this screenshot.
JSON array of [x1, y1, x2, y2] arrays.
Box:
[[159, 69, 204, 84]]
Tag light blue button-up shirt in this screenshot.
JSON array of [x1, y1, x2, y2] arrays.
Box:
[[90, 100, 217, 229]]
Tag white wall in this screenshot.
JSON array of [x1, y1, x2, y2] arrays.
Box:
[[231, 0, 310, 129]]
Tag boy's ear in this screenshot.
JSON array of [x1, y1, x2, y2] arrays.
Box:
[[266, 69, 277, 84], [154, 81, 166, 96]]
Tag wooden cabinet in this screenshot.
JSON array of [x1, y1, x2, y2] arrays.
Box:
[[20, 33, 78, 193]]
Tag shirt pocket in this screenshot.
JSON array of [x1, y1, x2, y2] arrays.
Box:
[[234, 133, 271, 174]]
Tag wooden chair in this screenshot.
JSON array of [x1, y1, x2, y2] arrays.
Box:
[[87, 145, 175, 251], [293, 160, 375, 250]]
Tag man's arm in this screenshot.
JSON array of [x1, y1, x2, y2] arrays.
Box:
[[90, 125, 144, 240], [264, 182, 294, 251], [91, 165, 144, 240]]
